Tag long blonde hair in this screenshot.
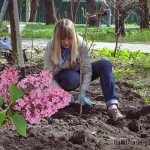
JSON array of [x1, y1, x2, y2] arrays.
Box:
[[50, 19, 78, 65]]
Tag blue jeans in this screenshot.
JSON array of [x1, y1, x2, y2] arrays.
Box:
[[54, 59, 118, 107]]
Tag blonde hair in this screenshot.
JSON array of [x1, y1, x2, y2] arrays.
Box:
[[50, 19, 78, 65]]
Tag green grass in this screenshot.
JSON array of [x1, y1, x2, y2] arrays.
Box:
[[144, 97, 150, 104], [21, 23, 55, 39], [0, 21, 9, 37], [124, 29, 150, 42], [1, 22, 150, 43], [23, 23, 150, 43]]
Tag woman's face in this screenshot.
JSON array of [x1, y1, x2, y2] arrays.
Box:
[[60, 37, 72, 49]]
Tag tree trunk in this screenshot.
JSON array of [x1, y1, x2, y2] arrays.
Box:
[[26, 0, 31, 22], [0, 0, 9, 27], [139, 0, 149, 29], [115, 0, 125, 36], [70, 0, 80, 23], [7, 0, 17, 64], [110, 0, 115, 24], [29, 0, 39, 22], [115, 10, 125, 36], [86, 0, 98, 26], [44, 0, 57, 25]]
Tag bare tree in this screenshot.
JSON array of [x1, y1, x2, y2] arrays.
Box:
[[44, 0, 57, 25], [115, 0, 126, 36], [7, 0, 17, 64], [26, 0, 31, 22], [113, 0, 140, 57], [114, 0, 140, 36], [86, 0, 98, 26], [70, 0, 81, 23], [139, 0, 149, 28], [29, 0, 39, 22]]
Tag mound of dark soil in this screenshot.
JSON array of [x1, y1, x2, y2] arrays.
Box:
[[0, 46, 150, 150], [0, 78, 150, 150]]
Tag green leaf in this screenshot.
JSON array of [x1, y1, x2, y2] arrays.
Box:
[[9, 84, 24, 103], [11, 114, 27, 137], [0, 111, 6, 126], [7, 109, 13, 117], [0, 97, 4, 106]]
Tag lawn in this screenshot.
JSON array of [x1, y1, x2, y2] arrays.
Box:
[[1, 22, 150, 43]]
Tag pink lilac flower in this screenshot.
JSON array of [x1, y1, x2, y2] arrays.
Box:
[[14, 87, 71, 124], [0, 68, 71, 125], [15, 71, 70, 124], [0, 68, 19, 103]]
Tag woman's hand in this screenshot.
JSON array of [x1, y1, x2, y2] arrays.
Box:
[[78, 92, 95, 105], [70, 95, 75, 104]]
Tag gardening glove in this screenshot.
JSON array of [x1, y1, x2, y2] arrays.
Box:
[[78, 92, 95, 106], [70, 95, 75, 104]]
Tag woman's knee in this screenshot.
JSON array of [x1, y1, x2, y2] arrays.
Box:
[[54, 69, 80, 91], [99, 59, 112, 70]]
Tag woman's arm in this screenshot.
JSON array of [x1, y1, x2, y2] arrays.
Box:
[[79, 37, 92, 92], [43, 41, 55, 73]]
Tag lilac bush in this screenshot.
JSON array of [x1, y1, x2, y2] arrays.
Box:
[[0, 68, 71, 125]]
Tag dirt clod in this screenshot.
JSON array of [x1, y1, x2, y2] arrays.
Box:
[[127, 120, 140, 132]]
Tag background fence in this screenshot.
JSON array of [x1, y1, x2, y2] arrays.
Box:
[[0, 0, 140, 24]]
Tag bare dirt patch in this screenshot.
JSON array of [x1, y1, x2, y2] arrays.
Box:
[[0, 46, 150, 150]]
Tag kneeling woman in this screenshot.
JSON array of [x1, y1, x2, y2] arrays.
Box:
[[43, 19, 124, 120]]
